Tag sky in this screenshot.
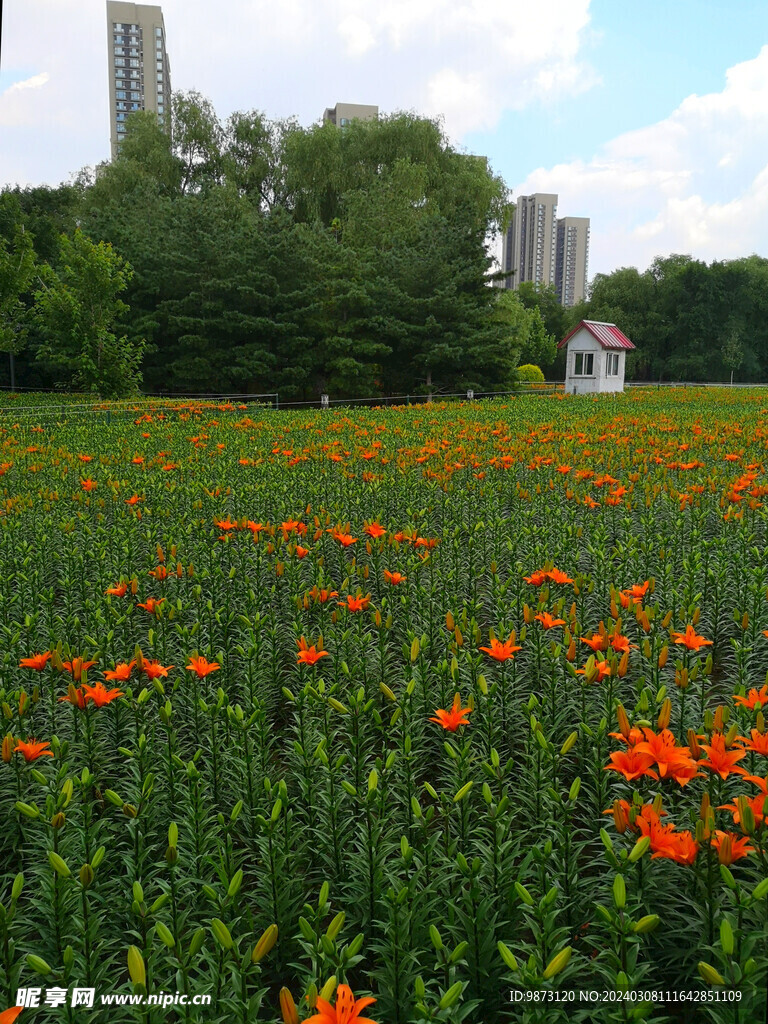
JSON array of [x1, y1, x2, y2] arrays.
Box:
[[1, 0, 767, 278]]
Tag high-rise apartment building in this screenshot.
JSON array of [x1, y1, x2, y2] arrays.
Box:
[[500, 193, 590, 305], [555, 217, 590, 307], [107, 1, 171, 159], [323, 103, 379, 126], [500, 193, 558, 291]]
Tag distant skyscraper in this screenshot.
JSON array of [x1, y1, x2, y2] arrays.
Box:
[[322, 103, 379, 126], [500, 193, 558, 291], [107, 1, 171, 159], [555, 217, 590, 307]]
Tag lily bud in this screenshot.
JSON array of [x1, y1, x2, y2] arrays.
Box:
[[698, 962, 726, 986], [279, 989, 299, 1024], [737, 796, 755, 835], [700, 792, 711, 821], [657, 698, 671, 731], [1, 734, 13, 762], [251, 923, 278, 963], [616, 705, 631, 739], [688, 729, 701, 759]]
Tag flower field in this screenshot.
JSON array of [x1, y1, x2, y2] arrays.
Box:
[[2, 388, 768, 1023]]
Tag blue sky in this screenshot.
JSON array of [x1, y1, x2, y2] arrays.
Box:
[[466, 0, 768, 189], [1, 0, 767, 277]]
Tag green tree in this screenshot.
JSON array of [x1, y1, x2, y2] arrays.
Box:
[[0, 202, 36, 387], [33, 229, 143, 396], [172, 91, 225, 195], [721, 321, 744, 384], [516, 282, 570, 348]]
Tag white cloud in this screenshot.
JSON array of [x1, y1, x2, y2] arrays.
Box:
[[325, 0, 596, 131], [0, 73, 50, 127], [3, 72, 50, 95], [0, 0, 596, 186], [512, 46, 768, 277]]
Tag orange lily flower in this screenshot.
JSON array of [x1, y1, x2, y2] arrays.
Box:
[[610, 633, 637, 654], [103, 660, 136, 681], [670, 624, 713, 650], [719, 785, 768, 827], [148, 565, 169, 580], [621, 581, 650, 601], [339, 594, 371, 613], [535, 612, 565, 629], [297, 637, 330, 666], [82, 682, 124, 707], [14, 738, 54, 761], [733, 684, 768, 710], [581, 633, 609, 652], [308, 587, 338, 604], [712, 831, 754, 866], [632, 728, 697, 781], [142, 660, 174, 680], [61, 658, 97, 682], [137, 597, 165, 615], [737, 730, 768, 755], [186, 656, 220, 678], [0, 1006, 24, 1023], [304, 984, 378, 1024], [214, 518, 238, 531], [576, 659, 613, 682], [124, 494, 142, 505], [604, 748, 658, 782], [524, 570, 548, 586], [364, 522, 387, 539], [607, 726, 645, 746], [105, 582, 128, 597], [19, 652, 51, 671], [80, 478, 97, 491], [699, 733, 747, 779], [383, 570, 406, 585], [58, 687, 87, 709], [430, 692, 471, 732], [478, 636, 522, 662], [646, 822, 699, 865], [329, 529, 357, 547], [604, 800, 666, 833], [547, 567, 574, 585]]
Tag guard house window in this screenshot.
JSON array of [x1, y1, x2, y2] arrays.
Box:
[[574, 352, 594, 376], [606, 353, 619, 376]]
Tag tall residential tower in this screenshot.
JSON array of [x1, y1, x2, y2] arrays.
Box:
[[107, 2, 171, 159], [500, 193, 590, 306], [555, 217, 590, 307], [500, 193, 558, 291]]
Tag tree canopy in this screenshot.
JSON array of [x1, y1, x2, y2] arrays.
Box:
[[1, 91, 766, 395]]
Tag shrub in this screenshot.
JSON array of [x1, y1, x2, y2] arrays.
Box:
[[515, 364, 545, 383]]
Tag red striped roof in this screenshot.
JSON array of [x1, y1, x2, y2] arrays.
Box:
[[558, 320, 636, 350]]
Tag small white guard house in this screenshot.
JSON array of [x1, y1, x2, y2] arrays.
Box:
[[559, 320, 636, 395]]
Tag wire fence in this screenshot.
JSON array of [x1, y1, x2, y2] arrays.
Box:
[[2, 380, 768, 425], [0, 386, 561, 423]]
